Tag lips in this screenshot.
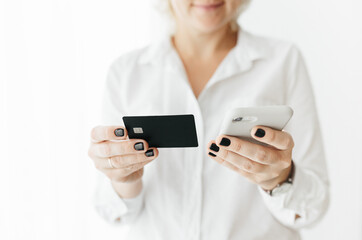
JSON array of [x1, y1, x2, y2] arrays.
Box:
[[192, 1, 225, 10]]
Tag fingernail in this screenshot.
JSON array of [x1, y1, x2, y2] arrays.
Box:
[[219, 137, 230, 146], [209, 143, 219, 152], [145, 149, 154, 157], [255, 128, 265, 138], [208, 152, 216, 157], [134, 142, 144, 151], [114, 128, 124, 137]]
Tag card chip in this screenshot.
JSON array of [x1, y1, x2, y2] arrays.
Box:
[[133, 127, 143, 134]]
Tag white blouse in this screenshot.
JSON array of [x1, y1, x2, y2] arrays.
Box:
[[93, 27, 329, 240]]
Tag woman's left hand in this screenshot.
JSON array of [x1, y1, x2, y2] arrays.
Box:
[[207, 126, 294, 191]]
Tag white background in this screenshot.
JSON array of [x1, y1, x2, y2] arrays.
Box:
[[1, 0, 361, 239]]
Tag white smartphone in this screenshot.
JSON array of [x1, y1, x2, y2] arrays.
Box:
[[218, 105, 293, 145]]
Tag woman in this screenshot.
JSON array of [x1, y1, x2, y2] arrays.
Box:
[[88, 0, 329, 239]]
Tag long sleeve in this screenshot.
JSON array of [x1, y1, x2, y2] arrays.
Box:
[[92, 61, 145, 226], [258, 45, 330, 229]]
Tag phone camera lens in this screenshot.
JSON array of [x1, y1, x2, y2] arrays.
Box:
[[232, 117, 243, 122]]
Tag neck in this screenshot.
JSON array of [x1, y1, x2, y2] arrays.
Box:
[[172, 22, 238, 60]]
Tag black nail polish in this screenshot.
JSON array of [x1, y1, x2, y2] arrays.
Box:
[[219, 137, 230, 146], [114, 128, 124, 137], [134, 142, 144, 151], [209, 143, 219, 152], [208, 152, 216, 157], [255, 128, 265, 138], [145, 149, 154, 157]]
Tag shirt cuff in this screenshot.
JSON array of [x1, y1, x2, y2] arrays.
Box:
[[258, 162, 329, 228], [93, 173, 145, 225]]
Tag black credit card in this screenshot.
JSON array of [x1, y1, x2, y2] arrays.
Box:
[[122, 114, 198, 148]]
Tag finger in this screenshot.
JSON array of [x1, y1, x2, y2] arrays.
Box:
[[91, 148, 158, 169], [102, 160, 152, 181], [207, 141, 268, 174], [208, 150, 279, 186], [90, 139, 149, 158], [250, 126, 294, 150], [90, 125, 128, 143], [215, 134, 281, 165], [207, 152, 258, 184], [110, 168, 145, 183]]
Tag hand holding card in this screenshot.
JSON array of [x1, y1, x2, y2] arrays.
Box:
[[88, 125, 159, 198]]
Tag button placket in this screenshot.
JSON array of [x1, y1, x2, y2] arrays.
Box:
[[192, 97, 205, 240], [166, 47, 206, 240], [167, 56, 199, 240], [180, 90, 205, 240]]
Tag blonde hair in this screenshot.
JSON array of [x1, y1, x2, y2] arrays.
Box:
[[151, 0, 251, 34]]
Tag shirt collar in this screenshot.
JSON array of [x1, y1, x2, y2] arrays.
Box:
[[138, 25, 265, 83]]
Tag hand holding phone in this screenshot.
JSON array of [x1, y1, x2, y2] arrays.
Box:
[[207, 105, 295, 191]]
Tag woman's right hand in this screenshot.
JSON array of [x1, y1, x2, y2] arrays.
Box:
[[88, 125, 158, 184]]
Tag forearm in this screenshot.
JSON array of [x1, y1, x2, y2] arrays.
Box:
[[94, 173, 145, 224], [111, 178, 143, 199]]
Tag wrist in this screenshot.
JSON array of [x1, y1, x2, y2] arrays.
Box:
[[277, 161, 293, 186], [111, 178, 143, 199], [262, 160, 295, 195]]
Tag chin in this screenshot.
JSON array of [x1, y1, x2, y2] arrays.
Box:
[[191, 18, 230, 33]]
